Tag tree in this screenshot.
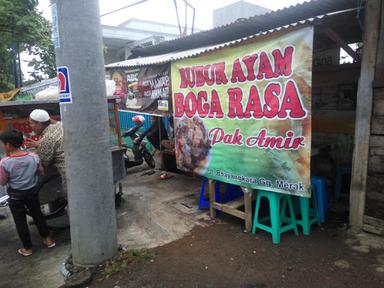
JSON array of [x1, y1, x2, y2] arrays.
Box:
[[0, 0, 55, 92]]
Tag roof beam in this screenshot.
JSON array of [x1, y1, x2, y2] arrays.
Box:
[[322, 27, 360, 61]]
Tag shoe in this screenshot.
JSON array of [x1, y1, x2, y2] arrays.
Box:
[[42, 239, 56, 248], [18, 248, 32, 257]]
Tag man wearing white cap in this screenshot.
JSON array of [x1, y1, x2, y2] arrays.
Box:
[[27, 109, 66, 196]]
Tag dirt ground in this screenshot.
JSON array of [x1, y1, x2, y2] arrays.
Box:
[[90, 215, 384, 288]]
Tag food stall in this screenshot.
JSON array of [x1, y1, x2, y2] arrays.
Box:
[[0, 96, 126, 210], [106, 64, 175, 172], [104, 1, 384, 236]]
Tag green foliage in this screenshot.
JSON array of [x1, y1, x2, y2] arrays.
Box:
[[99, 249, 155, 280], [0, 0, 56, 92]]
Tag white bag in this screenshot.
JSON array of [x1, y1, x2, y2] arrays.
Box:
[[35, 86, 59, 100], [105, 80, 116, 97]]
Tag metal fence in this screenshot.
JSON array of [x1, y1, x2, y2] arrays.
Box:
[[118, 110, 172, 150]]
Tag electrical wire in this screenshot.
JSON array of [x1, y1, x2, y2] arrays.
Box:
[[173, 0, 183, 36], [100, 0, 149, 17], [356, 0, 364, 30]]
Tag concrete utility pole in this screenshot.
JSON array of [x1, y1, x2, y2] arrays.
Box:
[[51, 0, 117, 265]]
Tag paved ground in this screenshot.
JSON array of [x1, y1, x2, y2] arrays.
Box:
[[116, 166, 210, 249], [0, 165, 206, 288]]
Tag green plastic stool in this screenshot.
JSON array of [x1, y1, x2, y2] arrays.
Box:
[[287, 186, 320, 235], [252, 190, 298, 244]]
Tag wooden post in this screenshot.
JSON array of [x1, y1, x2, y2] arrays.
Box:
[[208, 179, 216, 218], [243, 188, 253, 233], [323, 28, 360, 62], [114, 101, 122, 147], [349, 0, 381, 228]]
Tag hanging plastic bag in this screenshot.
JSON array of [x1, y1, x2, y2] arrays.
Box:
[[35, 86, 59, 100], [105, 80, 115, 97]]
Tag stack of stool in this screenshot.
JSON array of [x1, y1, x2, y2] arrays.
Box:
[[311, 176, 327, 223], [198, 178, 243, 210], [252, 190, 298, 244]]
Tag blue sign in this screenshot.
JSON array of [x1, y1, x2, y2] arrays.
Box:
[[57, 66, 72, 104]]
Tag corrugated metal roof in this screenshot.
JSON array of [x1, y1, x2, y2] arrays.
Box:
[[131, 0, 357, 57], [105, 9, 355, 69]]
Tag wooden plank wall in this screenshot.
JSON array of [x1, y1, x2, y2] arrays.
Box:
[[365, 0, 384, 223]]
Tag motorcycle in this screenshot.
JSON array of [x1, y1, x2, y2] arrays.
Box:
[[0, 165, 124, 230], [0, 168, 69, 230], [122, 116, 156, 170]]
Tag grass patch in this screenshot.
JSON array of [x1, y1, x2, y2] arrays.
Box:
[[98, 249, 155, 280]]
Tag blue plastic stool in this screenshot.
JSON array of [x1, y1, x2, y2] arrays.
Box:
[[198, 178, 243, 210], [311, 176, 327, 223], [215, 181, 243, 202], [252, 190, 298, 244], [335, 163, 352, 202], [198, 178, 214, 209]]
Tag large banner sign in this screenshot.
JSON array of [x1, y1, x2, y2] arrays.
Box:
[[112, 65, 171, 115], [171, 27, 313, 197]]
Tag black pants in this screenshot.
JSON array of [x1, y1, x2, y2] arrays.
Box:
[[8, 188, 50, 249]]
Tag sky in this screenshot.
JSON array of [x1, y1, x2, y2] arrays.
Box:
[[37, 0, 307, 29]]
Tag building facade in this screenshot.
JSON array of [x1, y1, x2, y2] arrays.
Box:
[[213, 0, 270, 27], [102, 19, 191, 64]]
